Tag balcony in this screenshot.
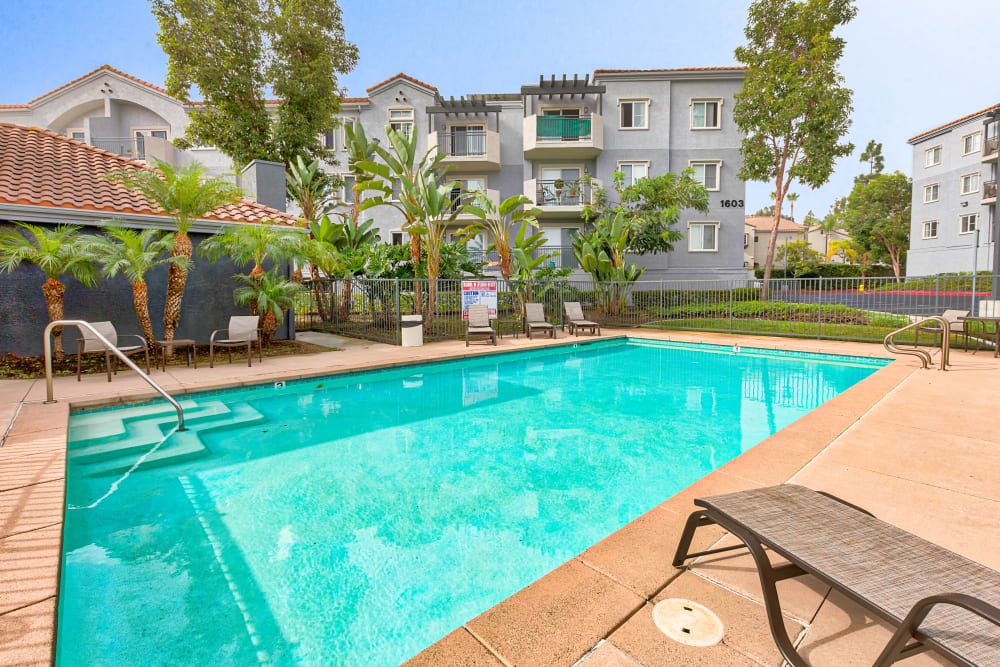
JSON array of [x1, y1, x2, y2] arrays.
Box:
[[523, 113, 603, 160], [90, 137, 145, 159], [448, 188, 501, 220], [984, 179, 997, 205], [983, 135, 998, 163], [525, 178, 600, 218], [429, 129, 501, 172], [469, 245, 578, 271]]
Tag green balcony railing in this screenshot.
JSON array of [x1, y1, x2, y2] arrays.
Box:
[[536, 115, 592, 141]]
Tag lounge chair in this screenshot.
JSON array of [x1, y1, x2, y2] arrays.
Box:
[[672, 484, 1000, 667], [465, 304, 496, 346], [210, 316, 262, 368], [563, 301, 600, 336], [76, 321, 150, 382], [525, 303, 555, 340]]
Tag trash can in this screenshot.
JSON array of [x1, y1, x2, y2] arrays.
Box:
[[401, 314, 423, 347]]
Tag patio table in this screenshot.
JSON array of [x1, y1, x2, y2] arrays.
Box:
[[958, 316, 1000, 358], [495, 318, 521, 340], [155, 338, 198, 371]]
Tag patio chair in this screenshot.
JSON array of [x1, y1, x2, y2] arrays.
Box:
[[672, 484, 1000, 667], [210, 316, 262, 368], [914, 309, 969, 350], [563, 301, 600, 336], [525, 303, 555, 340], [76, 321, 150, 382], [465, 304, 496, 346]]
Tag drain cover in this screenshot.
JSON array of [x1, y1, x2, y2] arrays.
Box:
[[652, 598, 724, 647]]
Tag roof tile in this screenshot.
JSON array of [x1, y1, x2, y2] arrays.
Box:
[[907, 103, 1000, 143], [366, 73, 438, 94], [744, 216, 805, 232]]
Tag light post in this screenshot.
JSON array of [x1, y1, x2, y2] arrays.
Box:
[[985, 108, 999, 298]]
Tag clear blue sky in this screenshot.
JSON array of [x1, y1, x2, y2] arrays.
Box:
[[2, 0, 998, 220]]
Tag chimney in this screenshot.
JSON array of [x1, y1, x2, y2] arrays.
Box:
[[239, 159, 286, 212]]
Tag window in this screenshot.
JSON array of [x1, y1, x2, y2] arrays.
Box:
[[961, 172, 980, 196], [960, 213, 978, 234], [449, 177, 486, 212], [132, 128, 168, 159], [618, 162, 648, 187], [67, 128, 85, 141], [342, 118, 357, 150], [924, 145, 942, 167], [619, 99, 648, 129], [690, 161, 721, 191], [923, 183, 940, 203], [446, 124, 486, 156], [691, 99, 721, 129], [324, 129, 336, 149], [963, 132, 981, 155], [743, 232, 750, 248], [688, 222, 719, 252], [922, 220, 938, 239], [341, 175, 356, 204], [388, 108, 414, 139], [390, 231, 406, 246]]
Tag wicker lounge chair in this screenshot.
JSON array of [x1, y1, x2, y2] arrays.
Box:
[[76, 321, 150, 382], [525, 303, 555, 340], [673, 484, 1000, 667], [563, 301, 600, 336], [210, 316, 262, 368], [465, 304, 496, 346]]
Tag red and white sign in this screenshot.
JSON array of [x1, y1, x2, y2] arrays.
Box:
[[461, 280, 498, 320]]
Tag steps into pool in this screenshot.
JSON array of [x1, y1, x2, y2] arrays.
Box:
[[69, 399, 266, 477]]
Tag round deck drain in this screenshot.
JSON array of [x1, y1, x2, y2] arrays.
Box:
[[652, 598, 724, 647]]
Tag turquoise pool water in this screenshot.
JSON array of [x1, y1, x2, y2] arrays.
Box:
[[58, 339, 888, 665]]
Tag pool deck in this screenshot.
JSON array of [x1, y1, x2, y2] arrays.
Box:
[[1, 329, 997, 665]]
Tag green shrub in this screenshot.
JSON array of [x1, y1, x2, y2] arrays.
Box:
[[632, 288, 757, 310], [753, 264, 894, 280]]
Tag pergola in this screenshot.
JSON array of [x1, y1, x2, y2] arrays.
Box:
[[520, 74, 606, 116]]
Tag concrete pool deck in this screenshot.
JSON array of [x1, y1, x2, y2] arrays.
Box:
[[0, 330, 996, 665]]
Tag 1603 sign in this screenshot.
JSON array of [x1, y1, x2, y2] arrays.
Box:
[[719, 199, 744, 208]]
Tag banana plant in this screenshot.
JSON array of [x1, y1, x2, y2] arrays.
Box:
[[459, 192, 541, 280], [507, 221, 556, 317], [405, 170, 461, 321], [572, 211, 645, 315]]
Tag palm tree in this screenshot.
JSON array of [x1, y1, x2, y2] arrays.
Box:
[[285, 155, 339, 296], [198, 223, 304, 281], [85, 225, 188, 346], [105, 160, 243, 348], [232, 270, 304, 345], [787, 192, 799, 222], [342, 123, 378, 229], [0, 223, 98, 359], [406, 171, 461, 320], [459, 192, 541, 281]]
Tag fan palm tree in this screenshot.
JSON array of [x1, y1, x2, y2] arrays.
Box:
[[459, 192, 541, 280], [85, 225, 188, 346], [105, 160, 243, 348], [198, 223, 305, 280], [787, 192, 799, 222], [0, 223, 98, 359], [232, 270, 304, 345]]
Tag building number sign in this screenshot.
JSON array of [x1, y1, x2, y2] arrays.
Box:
[[719, 199, 744, 208]]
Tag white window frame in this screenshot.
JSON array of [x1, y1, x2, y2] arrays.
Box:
[[66, 128, 85, 141], [339, 173, 357, 205], [390, 230, 407, 246], [130, 126, 170, 140], [921, 220, 938, 240], [617, 160, 650, 187], [923, 183, 940, 203], [962, 131, 981, 156], [618, 98, 649, 130], [924, 145, 942, 168], [690, 98, 722, 130], [387, 107, 415, 139], [960, 172, 980, 196], [688, 221, 720, 252], [341, 117, 357, 151], [689, 160, 722, 192], [959, 213, 978, 235]]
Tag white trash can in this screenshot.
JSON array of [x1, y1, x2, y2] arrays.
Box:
[[401, 314, 423, 347]]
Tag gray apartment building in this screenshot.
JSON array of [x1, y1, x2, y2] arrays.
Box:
[[1, 65, 749, 280], [906, 103, 999, 276]]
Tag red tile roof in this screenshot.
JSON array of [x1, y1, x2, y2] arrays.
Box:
[[0, 123, 298, 226], [23, 65, 168, 106], [744, 216, 805, 232], [908, 103, 1000, 143], [366, 73, 438, 94], [593, 66, 746, 75]]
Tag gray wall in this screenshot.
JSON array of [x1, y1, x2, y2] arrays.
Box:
[[907, 115, 996, 275], [0, 224, 293, 358]]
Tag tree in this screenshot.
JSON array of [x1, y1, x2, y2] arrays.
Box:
[[734, 0, 857, 297], [776, 239, 821, 277], [825, 238, 857, 264], [840, 171, 911, 279], [752, 205, 776, 217], [286, 155, 339, 317], [0, 224, 98, 359], [859, 140, 885, 180], [406, 170, 461, 320], [153, 0, 358, 168], [86, 225, 188, 346], [106, 160, 243, 349], [342, 123, 378, 228], [787, 192, 799, 222], [459, 192, 541, 280], [232, 270, 304, 345], [198, 223, 304, 280], [572, 211, 646, 315], [584, 169, 709, 255]]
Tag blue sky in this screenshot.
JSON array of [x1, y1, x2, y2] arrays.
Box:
[[2, 0, 998, 220]]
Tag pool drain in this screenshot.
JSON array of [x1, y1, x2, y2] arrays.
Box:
[[652, 598, 724, 647]]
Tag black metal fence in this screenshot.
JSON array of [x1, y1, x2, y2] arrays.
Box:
[[293, 274, 1000, 348]]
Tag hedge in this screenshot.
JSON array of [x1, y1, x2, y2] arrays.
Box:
[[754, 264, 895, 279], [631, 288, 758, 310]]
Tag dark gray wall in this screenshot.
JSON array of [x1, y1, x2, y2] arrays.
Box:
[[0, 223, 294, 357]]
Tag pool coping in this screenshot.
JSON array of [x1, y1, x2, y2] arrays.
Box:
[[0, 331, 911, 665]]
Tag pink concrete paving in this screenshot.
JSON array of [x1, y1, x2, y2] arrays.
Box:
[[0, 329, 995, 666]]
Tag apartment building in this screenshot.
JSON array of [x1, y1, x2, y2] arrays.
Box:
[[1, 65, 749, 280], [906, 103, 999, 276]]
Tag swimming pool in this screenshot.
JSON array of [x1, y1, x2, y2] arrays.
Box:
[[58, 338, 889, 665]]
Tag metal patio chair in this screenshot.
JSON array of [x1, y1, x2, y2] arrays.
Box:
[[209, 316, 263, 367], [563, 301, 600, 336], [75, 321, 150, 382], [914, 309, 970, 350], [525, 303, 555, 340], [673, 484, 1000, 667], [465, 304, 496, 346]]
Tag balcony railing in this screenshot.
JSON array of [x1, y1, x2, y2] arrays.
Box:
[[440, 130, 486, 157], [984, 135, 999, 160], [535, 179, 592, 207], [536, 114, 593, 142], [468, 245, 578, 270], [984, 179, 997, 201], [90, 137, 144, 159]]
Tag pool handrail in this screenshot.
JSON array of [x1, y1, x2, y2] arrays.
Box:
[[43, 320, 186, 431], [883, 316, 950, 371]]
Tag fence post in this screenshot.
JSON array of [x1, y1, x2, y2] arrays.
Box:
[[728, 282, 734, 334], [394, 277, 402, 346], [935, 276, 940, 317], [816, 275, 822, 340]]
